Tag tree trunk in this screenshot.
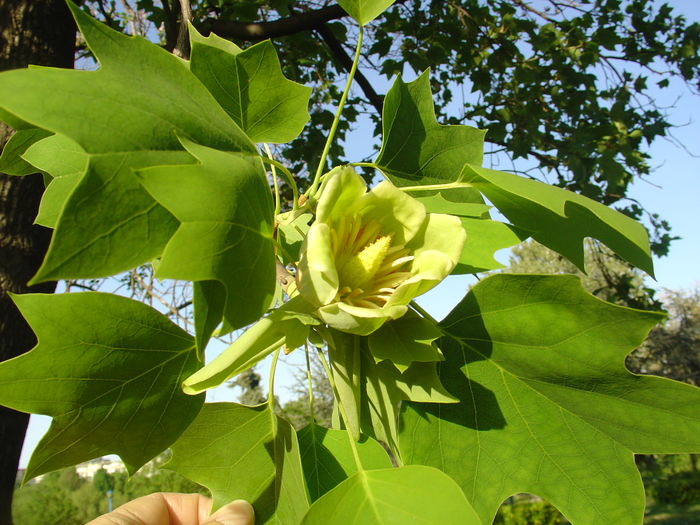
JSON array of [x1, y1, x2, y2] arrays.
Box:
[[0, 2, 75, 522]]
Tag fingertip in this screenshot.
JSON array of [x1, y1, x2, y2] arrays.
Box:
[[203, 499, 255, 525]]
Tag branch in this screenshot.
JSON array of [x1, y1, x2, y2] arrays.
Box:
[[200, 4, 348, 41], [174, 0, 192, 58]]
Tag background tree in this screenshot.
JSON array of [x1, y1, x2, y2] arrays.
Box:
[[0, 1, 75, 521], [281, 352, 334, 429]]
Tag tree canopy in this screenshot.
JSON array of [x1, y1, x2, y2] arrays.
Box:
[[82, 0, 699, 254]]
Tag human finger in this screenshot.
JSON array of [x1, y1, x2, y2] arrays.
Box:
[[201, 500, 255, 525]]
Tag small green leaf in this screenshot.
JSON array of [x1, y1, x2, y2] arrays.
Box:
[[190, 27, 311, 143], [137, 139, 276, 334], [167, 403, 309, 524], [401, 274, 700, 524], [460, 164, 654, 275], [0, 128, 51, 176], [0, 3, 254, 282], [300, 466, 482, 525], [22, 134, 88, 228], [375, 71, 486, 189], [324, 329, 362, 441], [0, 292, 203, 480], [367, 313, 443, 372], [296, 424, 391, 501], [336, 0, 397, 26], [454, 218, 530, 274], [183, 298, 312, 394], [362, 351, 456, 458]]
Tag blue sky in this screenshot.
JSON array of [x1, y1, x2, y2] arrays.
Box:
[[18, 1, 700, 471]]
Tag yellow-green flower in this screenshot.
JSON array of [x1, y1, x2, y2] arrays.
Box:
[[297, 166, 465, 335]]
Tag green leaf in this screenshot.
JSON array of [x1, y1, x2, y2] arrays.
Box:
[[189, 27, 311, 143], [375, 71, 486, 190], [324, 329, 362, 441], [361, 351, 456, 458], [0, 2, 254, 282], [22, 134, 88, 228], [400, 274, 700, 524], [296, 424, 392, 501], [454, 218, 530, 274], [367, 313, 443, 372], [137, 139, 276, 334], [414, 191, 490, 218], [300, 465, 482, 525], [183, 297, 312, 395], [459, 164, 654, 275], [167, 403, 309, 524], [0, 128, 51, 176], [336, 0, 397, 26], [0, 292, 203, 480]]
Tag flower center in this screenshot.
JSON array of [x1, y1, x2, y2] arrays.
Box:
[[338, 233, 393, 290], [331, 215, 414, 308]]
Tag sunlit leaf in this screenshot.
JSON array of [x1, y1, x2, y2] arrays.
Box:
[[0, 292, 203, 480], [190, 27, 311, 143], [375, 71, 485, 191], [0, 128, 51, 176], [336, 0, 398, 26], [297, 424, 391, 501], [137, 138, 276, 336], [401, 274, 700, 524], [167, 403, 309, 524], [0, 2, 254, 282], [460, 164, 654, 275], [300, 465, 482, 524]]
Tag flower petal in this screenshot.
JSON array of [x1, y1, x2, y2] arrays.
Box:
[[316, 166, 367, 224], [360, 181, 427, 245], [408, 212, 465, 265], [317, 302, 407, 336], [297, 222, 339, 306]]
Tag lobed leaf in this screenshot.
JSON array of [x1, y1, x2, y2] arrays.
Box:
[[400, 274, 700, 524], [296, 424, 391, 501], [167, 403, 309, 525], [300, 465, 482, 524], [189, 27, 311, 143], [375, 71, 486, 190], [459, 164, 655, 275], [0, 2, 254, 282], [137, 139, 276, 339], [0, 292, 203, 480]]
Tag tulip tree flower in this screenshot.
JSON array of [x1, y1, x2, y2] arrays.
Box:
[[297, 166, 466, 335]]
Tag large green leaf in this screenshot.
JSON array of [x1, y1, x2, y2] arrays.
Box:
[[137, 139, 276, 335], [0, 292, 203, 480], [459, 163, 654, 274], [296, 424, 391, 501], [0, 2, 254, 282], [400, 274, 700, 524], [167, 403, 309, 525], [189, 28, 311, 143], [300, 465, 482, 524], [374, 71, 486, 190], [22, 134, 87, 228], [336, 0, 397, 25]]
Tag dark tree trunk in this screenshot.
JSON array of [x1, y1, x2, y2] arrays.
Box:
[[0, 2, 75, 522]]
